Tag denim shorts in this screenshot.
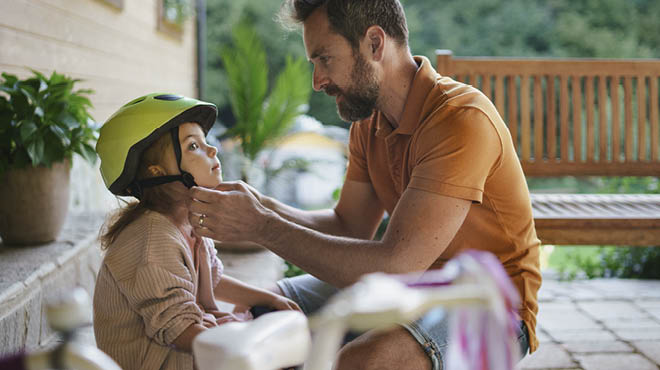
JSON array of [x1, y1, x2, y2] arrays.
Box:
[[277, 274, 530, 370]]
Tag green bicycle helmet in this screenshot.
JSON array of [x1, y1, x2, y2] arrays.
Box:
[[96, 93, 217, 198]]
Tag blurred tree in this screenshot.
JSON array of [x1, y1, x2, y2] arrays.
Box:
[[205, 0, 342, 128], [206, 0, 660, 127], [220, 19, 310, 181]]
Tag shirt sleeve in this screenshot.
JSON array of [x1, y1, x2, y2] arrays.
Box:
[[409, 107, 502, 203]]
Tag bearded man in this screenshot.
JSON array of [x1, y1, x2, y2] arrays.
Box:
[[188, 1, 541, 368]]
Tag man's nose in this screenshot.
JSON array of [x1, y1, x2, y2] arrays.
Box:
[[312, 66, 329, 92]]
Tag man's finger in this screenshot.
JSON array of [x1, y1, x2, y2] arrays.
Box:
[[192, 225, 215, 239], [188, 198, 213, 215], [189, 210, 212, 229], [190, 186, 220, 203], [214, 182, 242, 191]]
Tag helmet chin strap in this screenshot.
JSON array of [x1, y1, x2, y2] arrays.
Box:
[[128, 126, 198, 199]]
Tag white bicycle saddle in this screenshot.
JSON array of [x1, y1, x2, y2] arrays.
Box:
[[193, 310, 310, 370]]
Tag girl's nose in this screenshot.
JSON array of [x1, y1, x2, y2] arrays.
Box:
[[208, 145, 218, 157]]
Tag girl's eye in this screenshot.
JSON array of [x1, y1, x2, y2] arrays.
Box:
[[188, 142, 199, 151]]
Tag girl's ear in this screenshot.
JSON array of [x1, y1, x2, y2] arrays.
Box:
[[147, 165, 167, 177]]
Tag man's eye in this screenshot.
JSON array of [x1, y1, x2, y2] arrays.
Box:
[[320, 56, 329, 64], [188, 142, 198, 150]]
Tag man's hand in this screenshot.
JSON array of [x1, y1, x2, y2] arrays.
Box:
[[187, 184, 273, 242], [214, 181, 266, 205]]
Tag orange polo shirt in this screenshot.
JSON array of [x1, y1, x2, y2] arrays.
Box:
[[345, 56, 542, 352]]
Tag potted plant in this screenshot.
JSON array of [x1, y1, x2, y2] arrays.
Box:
[[221, 19, 311, 183], [215, 19, 311, 251], [0, 70, 98, 245]]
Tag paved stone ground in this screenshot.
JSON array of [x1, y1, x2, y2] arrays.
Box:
[[519, 276, 660, 370], [217, 251, 660, 369], [219, 252, 660, 369]]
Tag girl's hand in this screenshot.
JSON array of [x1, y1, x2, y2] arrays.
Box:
[[269, 295, 302, 312]]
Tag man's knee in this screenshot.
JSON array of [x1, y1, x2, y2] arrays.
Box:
[[334, 327, 432, 370]]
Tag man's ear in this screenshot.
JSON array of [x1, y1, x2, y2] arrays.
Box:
[[147, 165, 167, 177], [365, 26, 386, 61]]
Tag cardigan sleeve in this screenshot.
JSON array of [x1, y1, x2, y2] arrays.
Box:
[[119, 262, 204, 346]]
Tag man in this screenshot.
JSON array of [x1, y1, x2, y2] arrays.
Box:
[[189, 0, 541, 369]]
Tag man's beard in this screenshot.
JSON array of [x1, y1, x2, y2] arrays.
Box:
[[326, 53, 379, 122]]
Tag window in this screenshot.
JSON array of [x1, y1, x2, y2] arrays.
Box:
[[158, 0, 194, 39], [98, 0, 124, 9]]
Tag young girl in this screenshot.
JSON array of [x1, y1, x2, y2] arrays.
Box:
[[93, 93, 300, 370]]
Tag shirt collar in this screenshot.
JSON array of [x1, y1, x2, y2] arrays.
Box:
[[375, 55, 437, 137]]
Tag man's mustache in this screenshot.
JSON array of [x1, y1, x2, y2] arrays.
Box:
[[324, 84, 342, 96]]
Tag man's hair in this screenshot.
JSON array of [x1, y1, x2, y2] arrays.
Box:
[[279, 0, 409, 49]]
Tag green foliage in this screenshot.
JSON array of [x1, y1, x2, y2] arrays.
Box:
[[205, 0, 348, 128], [220, 20, 311, 162], [549, 246, 660, 280], [549, 246, 604, 280], [206, 0, 660, 129], [402, 0, 660, 59], [0, 70, 98, 176], [599, 247, 660, 279], [599, 176, 659, 194], [284, 261, 306, 278]]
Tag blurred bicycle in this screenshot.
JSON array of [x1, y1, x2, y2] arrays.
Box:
[[194, 250, 521, 370], [0, 250, 519, 370]]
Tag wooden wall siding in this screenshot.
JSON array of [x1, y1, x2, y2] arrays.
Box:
[[436, 51, 660, 177], [0, 0, 198, 124]]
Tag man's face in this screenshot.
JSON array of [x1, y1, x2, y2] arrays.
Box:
[[303, 9, 380, 122]]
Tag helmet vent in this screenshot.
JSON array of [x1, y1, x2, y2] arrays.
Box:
[[155, 94, 183, 101], [124, 96, 146, 107]]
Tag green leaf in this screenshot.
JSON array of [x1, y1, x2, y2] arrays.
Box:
[[42, 130, 65, 165], [57, 111, 80, 129], [27, 137, 45, 166], [78, 142, 98, 165], [10, 90, 31, 118], [49, 124, 71, 147], [221, 19, 270, 160], [2, 69, 97, 169], [18, 80, 39, 104], [19, 120, 38, 142], [28, 69, 47, 83], [34, 106, 44, 118], [259, 55, 311, 148], [0, 97, 12, 128], [1, 73, 19, 87]]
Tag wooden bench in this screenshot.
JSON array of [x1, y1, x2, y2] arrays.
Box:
[[436, 50, 660, 246]]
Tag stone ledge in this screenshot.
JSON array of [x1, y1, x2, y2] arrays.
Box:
[[0, 212, 105, 356]]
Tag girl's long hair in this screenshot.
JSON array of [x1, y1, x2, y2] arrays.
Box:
[[99, 133, 178, 250]]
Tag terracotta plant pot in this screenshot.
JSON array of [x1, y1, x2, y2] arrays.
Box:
[[0, 160, 71, 245]]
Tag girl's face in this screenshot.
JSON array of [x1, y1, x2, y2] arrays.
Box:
[[178, 122, 222, 188]]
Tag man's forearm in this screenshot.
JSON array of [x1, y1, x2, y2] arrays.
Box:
[[254, 210, 397, 288], [260, 195, 360, 238]]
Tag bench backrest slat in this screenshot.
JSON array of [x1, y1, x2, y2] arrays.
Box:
[[436, 50, 660, 176]]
